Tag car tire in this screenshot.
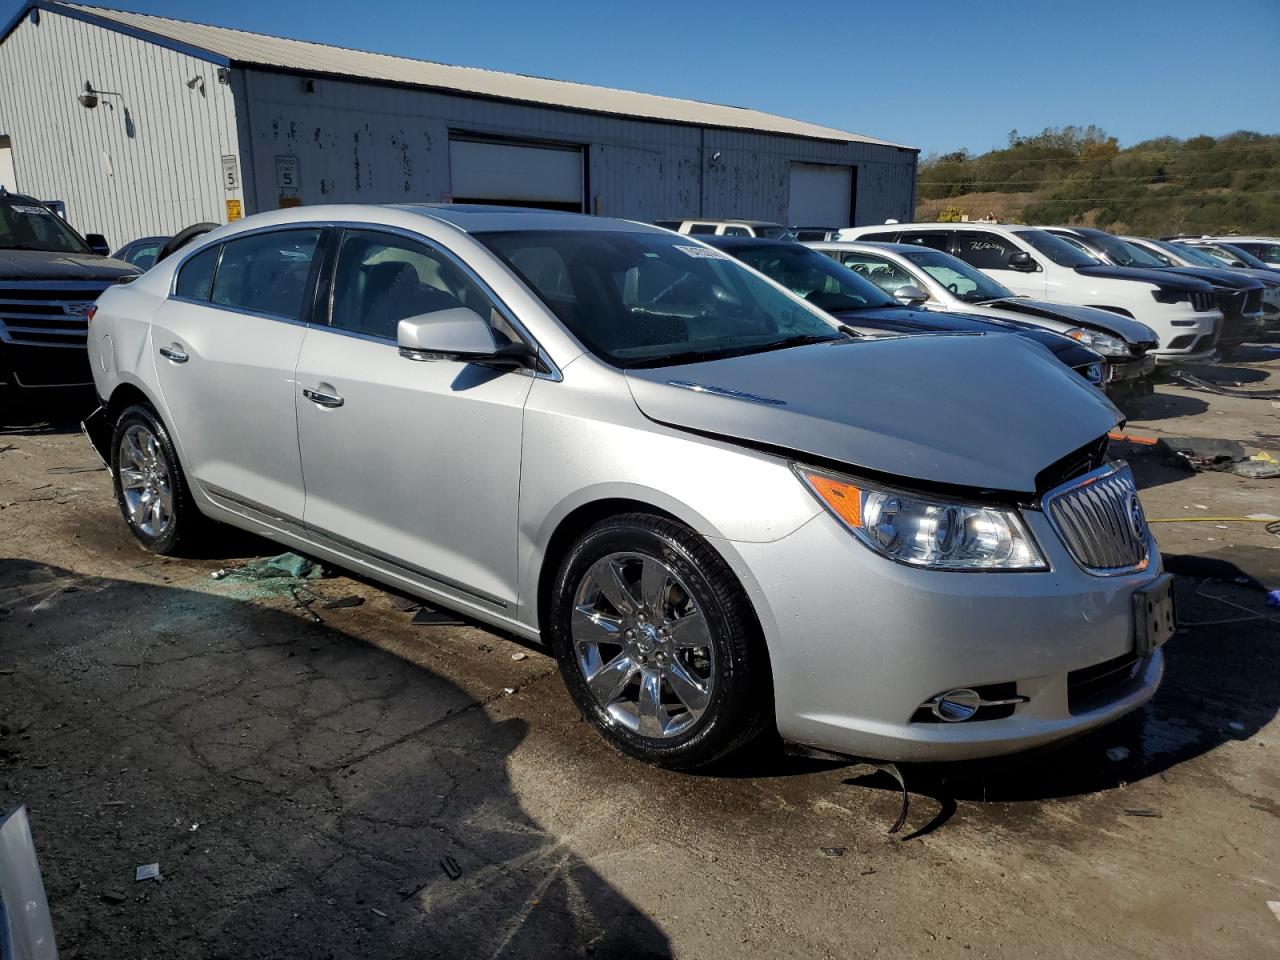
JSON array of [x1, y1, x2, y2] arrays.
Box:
[[109, 403, 203, 555], [549, 513, 773, 769]]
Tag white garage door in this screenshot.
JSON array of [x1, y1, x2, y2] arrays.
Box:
[[788, 162, 854, 228], [449, 138, 583, 211], [0, 137, 16, 193]]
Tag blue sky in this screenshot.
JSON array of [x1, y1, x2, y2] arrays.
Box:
[[5, 0, 1278, 155]]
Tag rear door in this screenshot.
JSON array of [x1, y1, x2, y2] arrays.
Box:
[[151, 228, 323, 520], [294, 227, 532, 609]]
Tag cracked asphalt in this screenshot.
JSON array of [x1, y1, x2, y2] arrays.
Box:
[[1, 350, 1278, 959]]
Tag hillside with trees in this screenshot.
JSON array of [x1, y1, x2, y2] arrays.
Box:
[[915, 127, 1280, 235]]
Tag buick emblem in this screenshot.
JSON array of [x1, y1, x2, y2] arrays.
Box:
[[1127, 494, 1147, 541]]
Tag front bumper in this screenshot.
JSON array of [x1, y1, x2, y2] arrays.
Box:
[[1106, 352, 1156, 384], [1148, 306, 1220, 362], [733, 505, 1164, 762], [1218, 311, 1266, 349]]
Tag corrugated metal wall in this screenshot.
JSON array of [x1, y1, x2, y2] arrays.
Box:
[[0, 8, 241, 246], [237, 68, 916, 226]]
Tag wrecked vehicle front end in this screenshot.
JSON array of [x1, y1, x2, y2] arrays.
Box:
[[623, 332, 1171, 761]]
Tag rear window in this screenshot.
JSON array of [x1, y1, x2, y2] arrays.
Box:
[[174, 245, 220, 301]]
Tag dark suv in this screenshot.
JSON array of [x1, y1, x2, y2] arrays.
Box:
[[0, 190, 137, 403]]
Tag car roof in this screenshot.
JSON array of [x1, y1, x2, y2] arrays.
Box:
[[847, 222, 1037, 235], [699, 235, 802, 250], [676, 218, 786, 227], [811, 240, 927, 256], [392, 203, 662, 234]]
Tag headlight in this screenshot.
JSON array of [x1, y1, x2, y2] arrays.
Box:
[[1065, 327, 1130, 357], [794, 466, 1048, 571]]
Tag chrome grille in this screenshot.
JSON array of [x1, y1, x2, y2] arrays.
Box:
[[0, 280, 109, 348], [1043, 462, 1149, 576]]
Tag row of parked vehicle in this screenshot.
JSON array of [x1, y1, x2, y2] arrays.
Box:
[[661, 217, 1280, 383]]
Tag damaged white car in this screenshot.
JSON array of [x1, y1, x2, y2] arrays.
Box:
[[82, 205, 1174, 768]]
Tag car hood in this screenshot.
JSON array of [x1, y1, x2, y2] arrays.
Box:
[[624, 333, 1120, 494], [981, 298, 1158, 347], [1161, 266, 1263, 291], [0, 249, 139, 281], [831, 306, 1079, 359], [1075, 263, 1211, 290]]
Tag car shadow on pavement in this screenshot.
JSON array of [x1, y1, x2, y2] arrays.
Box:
[[0, 559, 672, 960]]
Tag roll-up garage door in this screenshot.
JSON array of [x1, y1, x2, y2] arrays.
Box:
[[449, 137, 584, 212], [788, 162, 855, 228]]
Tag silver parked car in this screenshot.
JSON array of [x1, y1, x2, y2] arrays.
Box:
[[82, 205, 1173, 768]]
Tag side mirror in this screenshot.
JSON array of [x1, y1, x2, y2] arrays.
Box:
[[397, 307, 535, 369], [1007, 251, 1037, 272], [892, 284, 929, 306], [85, 233, 110, 256]]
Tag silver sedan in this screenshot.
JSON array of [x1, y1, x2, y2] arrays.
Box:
[[82, 205, 1173, 768]]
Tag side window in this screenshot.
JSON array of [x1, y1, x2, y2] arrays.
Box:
[[174, 244, 220, 301], [129, 243, 162, 270], [723, 225, 751, 237], [686, 223, 717, 235], [857, 230, 900, 243], [837, 253, 916, 296], [210, 229, 321, 319], [898, 231, 950, 252], [329, 230, 513, 344], [955, 231, 1017, 269]]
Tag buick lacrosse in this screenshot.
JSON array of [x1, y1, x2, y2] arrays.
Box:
[[83, 205, 1173, 768]]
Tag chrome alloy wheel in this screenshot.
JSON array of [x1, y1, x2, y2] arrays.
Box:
[[117, 423, 174, 538], [571, 552, 716, 739]]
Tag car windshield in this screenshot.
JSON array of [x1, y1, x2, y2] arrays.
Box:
[[1153, 239, 1218, 267], [901, 248, 1013, 303], [479, 230, 845, 368], [730, 243, 895, 313], [1015, 229, 1099, 267], [1081, 232, 1167, 268], [1206, 242, 1269, 269], [0, 197, 90, 253]]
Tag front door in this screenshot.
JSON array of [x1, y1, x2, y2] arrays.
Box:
[[295, 228, 532, 608], [151, 228, 323, 520]]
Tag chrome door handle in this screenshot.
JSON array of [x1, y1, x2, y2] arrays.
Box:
[[303, 387, 344, 408], [159, 345, 188, 363]]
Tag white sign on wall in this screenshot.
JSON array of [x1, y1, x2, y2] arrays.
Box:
[[275, 155, 299, 190], [221, 155, 239, 192]]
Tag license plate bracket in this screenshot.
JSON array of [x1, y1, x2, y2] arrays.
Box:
[[1133, 573, 1176, 656]]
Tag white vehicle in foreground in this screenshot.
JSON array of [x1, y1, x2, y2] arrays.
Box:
[[807, 240, 1158, 390], [838, 222, 1223, 363]]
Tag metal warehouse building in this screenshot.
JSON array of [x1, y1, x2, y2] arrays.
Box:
[[0, 1, 917, 248]]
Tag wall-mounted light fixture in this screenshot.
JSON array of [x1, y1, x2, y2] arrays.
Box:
[[77, 80, 122, 110]]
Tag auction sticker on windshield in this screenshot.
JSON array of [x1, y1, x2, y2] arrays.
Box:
[[675, 245, 730, 259]]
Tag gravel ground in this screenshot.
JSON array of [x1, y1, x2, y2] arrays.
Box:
[[1, 349, 1278, 959]]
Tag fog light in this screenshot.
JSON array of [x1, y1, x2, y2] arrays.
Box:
[[932, 688, 982, 722]]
